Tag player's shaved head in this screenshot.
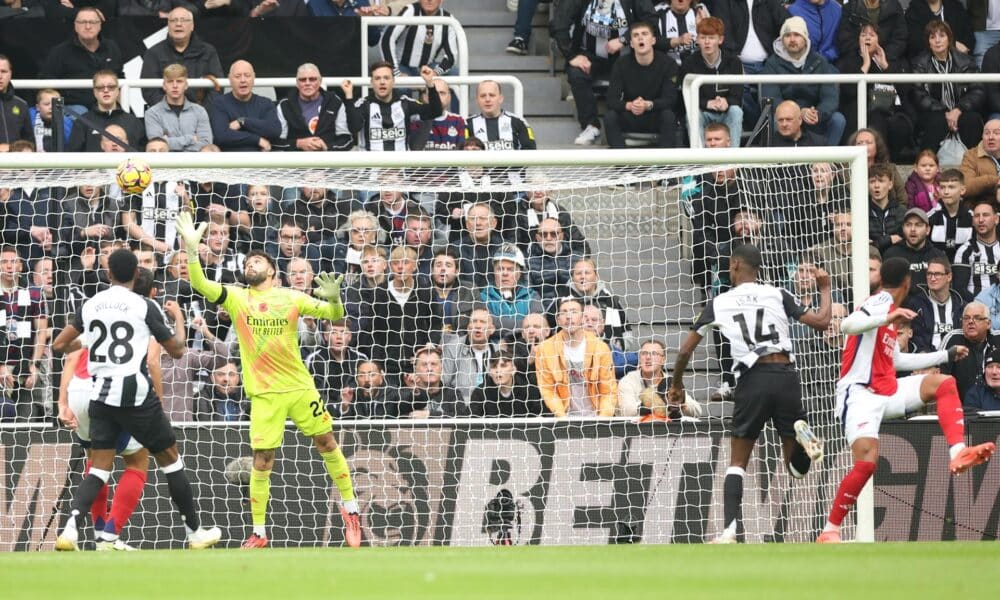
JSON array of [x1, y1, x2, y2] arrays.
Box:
[[880, 257, 911, 289], [730, 243, 762, 272], [108, 248, 138, 284]]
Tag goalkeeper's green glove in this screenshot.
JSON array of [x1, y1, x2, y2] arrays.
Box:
[[313, 272, 344, 306], [175, 209, 207, 255]]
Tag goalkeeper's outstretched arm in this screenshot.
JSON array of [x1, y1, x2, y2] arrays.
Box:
[[176, 211, 224, 303], [301, 272, 346, 322]]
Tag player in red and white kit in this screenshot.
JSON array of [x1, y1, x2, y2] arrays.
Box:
[[817, 257, 996, 543]]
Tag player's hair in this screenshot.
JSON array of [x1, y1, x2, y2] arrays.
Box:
[[703, 122, 730, 138], [107, 248, 138, 283], [35, 88, 60, 104], [928, 255, 952, 274], [245, 249, 277, 273], [939, 168, 964, 184], [462, 137, 486, 150], [9, 140, 35, 152], [369, 60, 394, 76], [880, 257, 912, 288], [163, 63, 188, 79], [869, 163, 893, 181], [730, 243, 763, 271], [697, 16, 725, 37], [133, 267, 156, 298]]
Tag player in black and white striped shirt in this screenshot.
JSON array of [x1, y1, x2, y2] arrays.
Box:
[[344, 61, 442, 151], [669, 244, 830, 543], [52, 249, 222, 551], [952, 199, 1000, 301]]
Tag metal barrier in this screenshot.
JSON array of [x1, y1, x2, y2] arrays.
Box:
[[682, 72, 1000, 148]]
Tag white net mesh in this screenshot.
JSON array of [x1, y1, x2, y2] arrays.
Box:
[[0, 154, 859, 549]]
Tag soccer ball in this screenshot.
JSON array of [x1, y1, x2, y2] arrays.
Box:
[[115, 158, 153, 194]]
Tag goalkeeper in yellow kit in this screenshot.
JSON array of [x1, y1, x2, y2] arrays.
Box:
[[176, 211, 361, 549]]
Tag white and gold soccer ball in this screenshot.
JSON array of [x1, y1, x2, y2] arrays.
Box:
[[115, 158, 153, 194]]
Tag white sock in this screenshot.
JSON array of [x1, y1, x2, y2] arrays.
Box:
[[343, 500, 359, 514], [823, 520, 839, 533], [253, 525, 267, 537], [949, 443, 967, 460], [98, 530, 118, 542]]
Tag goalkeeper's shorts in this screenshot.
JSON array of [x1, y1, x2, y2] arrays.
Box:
[[249, 389, 332, 450]]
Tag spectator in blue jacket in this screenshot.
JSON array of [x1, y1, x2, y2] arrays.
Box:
[[29, 89, 73, 152], [786, 0, 841, 63], [964, 348, 1000, 410], [480, 243, 544, 341], [208, 60, 281, 152]]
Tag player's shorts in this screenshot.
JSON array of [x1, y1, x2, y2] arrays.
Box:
[[836, 375, 927, 446], [731, 362, 805, 439], [249, 388, 332, 450], [89, 399, 177, 454], [68, 377, 143, 455]]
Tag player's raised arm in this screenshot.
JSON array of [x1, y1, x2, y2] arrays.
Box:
[[796, 267, 833, 332], [304, 272, 346, 322], [176, 210, 224, 303]]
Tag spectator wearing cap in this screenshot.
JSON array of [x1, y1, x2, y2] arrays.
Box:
[[761, 16, 845, 146], [480, 243, 544, 340], [883, 207, 947, 289], [964, 348, 1000, 410]]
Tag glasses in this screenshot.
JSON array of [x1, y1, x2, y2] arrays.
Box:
[[75, 19, 101, 26], [94, 85, 118, 92], [639, 350, 665, 357], [926, 271, 949, 278], [962, 316, 990, 323], [168, 17, 193, 23]]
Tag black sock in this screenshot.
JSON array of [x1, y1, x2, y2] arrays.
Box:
[[789, 443, 812, 478], [165, 469, 201, 532], [72, 474, 107, 522], [723, 471, 744, 536]]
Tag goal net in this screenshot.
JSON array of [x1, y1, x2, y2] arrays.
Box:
[[0, 149, 868, 549]]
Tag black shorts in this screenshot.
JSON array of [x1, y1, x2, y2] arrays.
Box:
[[88, 400, 176, 454], [730, 362, 805, 439]]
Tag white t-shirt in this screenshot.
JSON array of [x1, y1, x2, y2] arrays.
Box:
[[740, 0, 769, 63], [564, 341, 594, 416]]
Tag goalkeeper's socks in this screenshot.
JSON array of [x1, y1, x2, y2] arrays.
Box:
[[934, 377, 966, 448], [827, 460, 876, 527], [321, 448, 357, 503], [250, 468, 272, 535], [162, 461, 201, 532], [722, 466, 745, 539], [106, 467, 147, 535], [84, 461, 110, 529]]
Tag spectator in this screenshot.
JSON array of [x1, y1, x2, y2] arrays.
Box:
[[442, 306, 499, 405], [0, 245, 48, 421], [910, 20, 985, 154], [500, 311, 549, 386], [805, 210, 853, 303], [380, 0, 459, 79], [305, 319, 368, 413], [582, 303, 637, 377], [144, 64, 213, 153], [146, 138, 169, 152], [209, 60, 281, 152], [367, 184, 421, 246], [618, 340, 701, 418], [465, 80, 536, 150], [269, 217, 324, 282], [403, 209, 442, 277], [343, 244, 388, 359], [429, 248, 475, 339], [401, 345, 469, 418], [769, 100, 823, 146], [941, 301, 999, 400], [140, 7, 223, 107], [59, 185, 117, 259], [679, 17, 744, 147], [964, 348, 1000, 409], [526, 218, 585, 302], [846, 128, 908, 206], [908, 256, 965, 350], [28, 89, 72, 153], [868, 162, 906, 253], [285, 186, 354, 251], [535, 297, 617, 418], [838, 23, 914, 161], [98, 123, 128, 153], [470, 352, 542, 417], [236, 184, 277, 254], [761, 16, 845, 146], [480, 243, 544, 340], [370, 245, 442, 376], [953, 199, 1000, 301], [838, 0, 909, 63], [339, 360, 403, 418], [906, 0, 975, 61], [39, 7, 122, 113], [906, 150, 941, 211], [787, 0, 841, 63], [927, 168, 973, 263], [192, 0, 251, 16], [276, 63, 353, 152], [513, 176, 589, 250], [883, 207, 947, 288], [68, 71, 146, 153], [975, 259, 1000, 329], [344, 61, 442, 151], [551, 0, 656, 145], [0, 55, 31, 150], [332, 211, 384, 277], [456, 201, 504, 288], [410, 78, 466, 150], [969, 0, 1000, 66], [959, 118, 1000, 204], [560, 257, 632, 351], [654, 0, 710, 67], [157, 316, 231, 422], [201, 220, 245, 283], [197, 362, 246, 421], [688, 123, 740, 297], [284, 257, 323, 350], [604, 20, 679, 149]]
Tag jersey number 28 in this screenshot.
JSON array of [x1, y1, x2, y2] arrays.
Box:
[[89, 321, 136, 364]]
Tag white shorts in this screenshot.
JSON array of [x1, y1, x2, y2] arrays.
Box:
[[68, 377, 143, 456], [836, 375, 928, 446]]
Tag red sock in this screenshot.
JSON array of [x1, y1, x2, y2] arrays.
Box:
[[105, 468, 147, 535], [934, 377, 965, 447], [828, 461, 876, 527], [85, 460, 110, 527]]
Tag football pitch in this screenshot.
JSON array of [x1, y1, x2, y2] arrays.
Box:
[[4, 543, 997, 599]]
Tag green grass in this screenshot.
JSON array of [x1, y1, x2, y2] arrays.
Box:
[[4, 543, 997, 599]]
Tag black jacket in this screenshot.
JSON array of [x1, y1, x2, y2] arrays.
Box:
[[551, 0, 657, 61], [909, 49, 985, 114], [906, 285, 965, 352], [66, 107, 145, 152], [769, 129, 826, 147], [401, 386, 471, 417], [275, 88, 353, 151], [679, 49, 744, 111], [838, 0, 909, 63], [0, 84, 31, 145], [714, 0, 789, 58], [983, 43, 1000, 116], [370, 281, 442, 375], [139, 36, 223, 106], [882, 240, 947, 288], [904, 0, 975, 61], [40, 36, 123, 108], [868, 199, 907, 251], [941, 331, 1000, 400], [470, 372, 542, 417]]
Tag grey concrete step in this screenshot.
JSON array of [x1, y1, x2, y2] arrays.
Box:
[[519, 75, 571, 116], [451, 6, 551, 28], [459, 25, 552, 56], [470, 53, 552, 73], [527, 115, 586, 146]]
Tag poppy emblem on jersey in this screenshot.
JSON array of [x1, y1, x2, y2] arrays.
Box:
[[259, 303, 268, 313]]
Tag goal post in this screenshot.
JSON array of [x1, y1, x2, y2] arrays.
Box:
[[0, 147, 872, 548]]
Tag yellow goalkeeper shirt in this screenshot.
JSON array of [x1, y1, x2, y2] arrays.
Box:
[[188, 259, 343, 397]]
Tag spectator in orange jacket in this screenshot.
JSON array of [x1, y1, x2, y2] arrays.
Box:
[[534, 297, 617, 417]]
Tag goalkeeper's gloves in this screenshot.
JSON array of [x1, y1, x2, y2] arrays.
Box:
[[681, 395, 704, 418], [313, 272, 344, 306], [175, 209, 207, 255]]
